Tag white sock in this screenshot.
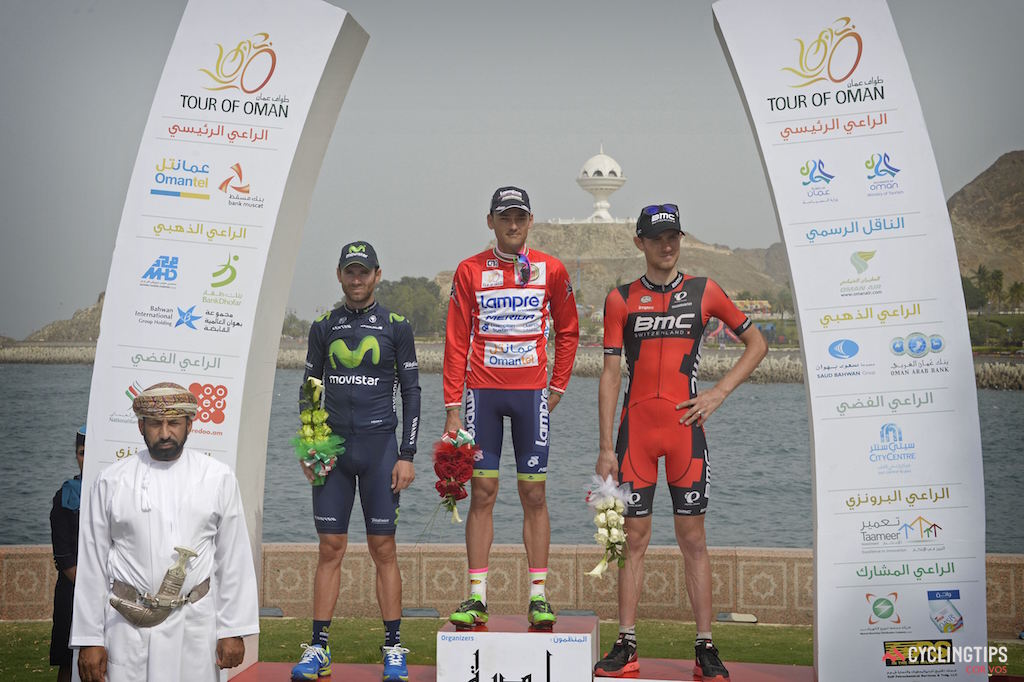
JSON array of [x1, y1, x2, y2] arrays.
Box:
[[469, 567, 488, 604], [529, 567, 547, 599]]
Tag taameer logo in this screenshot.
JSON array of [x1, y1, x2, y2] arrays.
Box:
[[782, 17, 863, 87], [201, 33, 277, 94], [189, 382, 227, 424]]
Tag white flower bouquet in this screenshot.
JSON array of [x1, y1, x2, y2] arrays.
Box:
[[584, 474, 629, 578]]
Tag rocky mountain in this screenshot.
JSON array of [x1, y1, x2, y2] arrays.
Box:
[[24, 293, 104, 342], [947, 151, 1024, 284]]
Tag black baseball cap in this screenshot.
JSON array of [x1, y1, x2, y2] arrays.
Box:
[[339, 241, 379, 270], [636, 203, 684, 238], [490, 186, 531, 214]]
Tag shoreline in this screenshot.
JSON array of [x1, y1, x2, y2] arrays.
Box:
[[1, 342, 1021, 389]]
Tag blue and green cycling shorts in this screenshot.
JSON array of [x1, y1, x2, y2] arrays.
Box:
[[464, 388, 550, 482], [312, 432, 399, 535]]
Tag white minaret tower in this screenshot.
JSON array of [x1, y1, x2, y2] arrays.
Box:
[[576, 145, 626, 222]]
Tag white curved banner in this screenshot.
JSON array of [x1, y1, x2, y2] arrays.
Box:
[[81, 0, 367, 673], [713, 1, 986, 679]]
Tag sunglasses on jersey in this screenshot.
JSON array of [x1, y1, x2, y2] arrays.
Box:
[[515, 253, 531, 287], [641, 204, 679, 215]]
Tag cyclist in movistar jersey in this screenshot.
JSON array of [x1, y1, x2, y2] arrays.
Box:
[[291, 241, 420, 682], [593, 205, 767, 680]]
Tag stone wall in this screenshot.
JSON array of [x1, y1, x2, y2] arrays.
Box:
[[3, 544, 1021, 636]]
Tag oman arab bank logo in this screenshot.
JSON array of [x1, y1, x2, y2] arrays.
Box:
[[782, 17, 863, 87], [200, 33, 276, 94]]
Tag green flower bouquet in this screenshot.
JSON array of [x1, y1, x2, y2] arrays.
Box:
[[292, 377, 344, 486]]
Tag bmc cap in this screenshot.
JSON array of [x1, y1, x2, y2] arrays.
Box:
[[636, 203, 684, 238], [490, 186, 531, 214], [339, 241, 379, 270]]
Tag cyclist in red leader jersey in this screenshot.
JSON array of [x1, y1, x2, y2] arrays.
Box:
[[594, 204, 767, 681], [443, 186, 579, 629]]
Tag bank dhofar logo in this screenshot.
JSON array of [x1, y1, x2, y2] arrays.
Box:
[[201, 33, 276, 94], [189, 382, 227, 424], [782, 17, 863, 87]]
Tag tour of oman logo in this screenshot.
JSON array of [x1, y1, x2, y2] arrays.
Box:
[[200, 33, 276, 94], [189, 383, 228, 424], [782, 17, 863, 87]]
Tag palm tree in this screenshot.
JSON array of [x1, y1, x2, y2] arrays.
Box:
[[988, 269, 1004, 311], [1007, 281, 1024, 312]]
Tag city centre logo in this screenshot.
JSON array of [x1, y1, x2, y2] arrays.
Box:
[[782, 17, 863, 87], [869, 422, 916, 475], [140, 255, 179, 289], [200, 33, 276, 94], [176, 305, 202, 330]]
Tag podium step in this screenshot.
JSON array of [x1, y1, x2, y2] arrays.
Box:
[[437, 615, 599, 682]]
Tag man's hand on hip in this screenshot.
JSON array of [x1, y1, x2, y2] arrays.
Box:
[[78, 645, 107, 682], [216, 636, 245, 669], [391, 459, 415, 492]]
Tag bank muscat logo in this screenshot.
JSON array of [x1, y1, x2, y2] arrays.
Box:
[[200, 33, 276, 94], [189, 382, 228, 424], [866, 152, 904, 197], [218, 163, 266, 209], [140, 255, 179, 289], [782, 17, 863, 87]]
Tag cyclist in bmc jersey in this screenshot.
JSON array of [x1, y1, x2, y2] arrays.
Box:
[[292, 241, 420, 682], [594, 206, 767, 680], [443, 186, 579, 629]]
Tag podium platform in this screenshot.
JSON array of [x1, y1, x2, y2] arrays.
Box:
[[437, 615, 598, 681]]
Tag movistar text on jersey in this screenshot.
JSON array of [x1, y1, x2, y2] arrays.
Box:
[[328, 375, 380, 386]]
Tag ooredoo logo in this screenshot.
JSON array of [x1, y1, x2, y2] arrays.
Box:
[[201, 33, 276, 93], [189, 383, 227, 424], [783, 17, 863, 87]]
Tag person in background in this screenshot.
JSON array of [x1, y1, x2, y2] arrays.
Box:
[[49, 424, 85, 682]]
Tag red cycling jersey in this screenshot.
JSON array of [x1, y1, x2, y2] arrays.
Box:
[[443, 247, 580, 407], [603, 272, 751, 407]]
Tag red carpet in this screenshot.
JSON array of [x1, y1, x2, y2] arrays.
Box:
[[233, 659, 814, 681]]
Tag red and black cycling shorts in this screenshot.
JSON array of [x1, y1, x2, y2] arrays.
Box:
[[615, 398, 710, 517]]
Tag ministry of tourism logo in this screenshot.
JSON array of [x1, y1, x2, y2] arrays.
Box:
[[140, 255, 179, 289], [869, 422, 916, 475], [201, 33, 276, 94], [782, 17, 863, 88], [866, 152, 904, 197]]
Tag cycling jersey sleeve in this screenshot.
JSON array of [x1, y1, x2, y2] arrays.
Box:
[[394, 317, 421, 458], [442, 262, 474, 408], [547, 259, 580, 394], [301, 314, 328, 411], [602, 287, 628, 355], [703, 279, 752, 335]]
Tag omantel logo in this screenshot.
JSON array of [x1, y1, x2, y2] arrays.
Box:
[[783, 17, 863, 87], [201, 33, 276, 94]]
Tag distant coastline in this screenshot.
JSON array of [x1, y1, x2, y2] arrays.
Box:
[[1, 341, 1021, 389]]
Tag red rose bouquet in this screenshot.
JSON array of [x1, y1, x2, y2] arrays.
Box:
[[432, 429, 479, 523]]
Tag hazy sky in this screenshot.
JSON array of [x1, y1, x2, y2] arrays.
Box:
[[1, 0, 1022, 338]]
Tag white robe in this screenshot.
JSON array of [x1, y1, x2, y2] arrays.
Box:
[[70, 448, 260, 681]]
